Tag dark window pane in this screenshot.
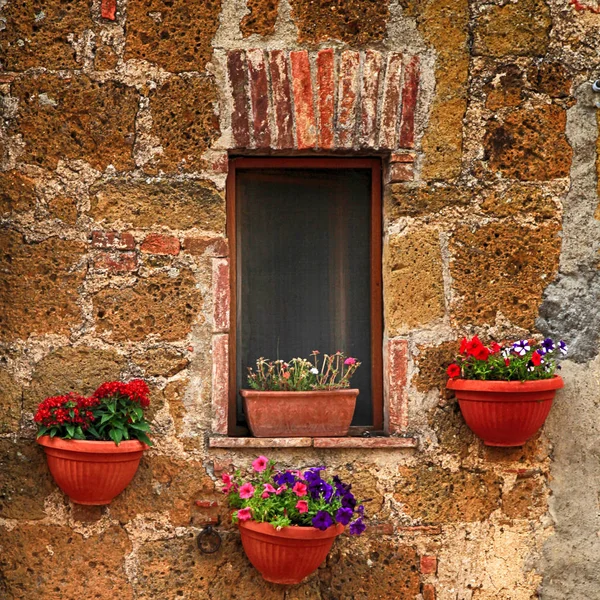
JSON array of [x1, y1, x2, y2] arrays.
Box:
[[236, 168, 374, 426]]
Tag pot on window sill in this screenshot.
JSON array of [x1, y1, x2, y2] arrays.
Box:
[[240, 389, 359, 437], [446, 376, 564, 447]]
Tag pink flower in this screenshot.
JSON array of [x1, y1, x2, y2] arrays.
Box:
[[344, 357, 357, 366], [263, 483, 276, 494], [237, 507, 252, 521], [252, 456, 268, 472], [222, 473, 232, 484], [296, 500, 309, 513], [239, 483, 255, 499], [261, 492, 270, 499], [293, 481, 308, 497], [275, 484, 287, 495]]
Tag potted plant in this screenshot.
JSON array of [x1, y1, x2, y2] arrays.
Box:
[[223, 456, 366, 584], [241, 351, 361, 437], [35, 379, 153, 505], [446, 336, 566, 446]]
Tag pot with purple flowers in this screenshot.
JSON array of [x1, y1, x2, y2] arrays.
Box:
[[446, 336, 567, 447], [223, 456, 366, 584]]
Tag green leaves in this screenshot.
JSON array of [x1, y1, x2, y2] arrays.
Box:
[[91, 394, 154, 446]]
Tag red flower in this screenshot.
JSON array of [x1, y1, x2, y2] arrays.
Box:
[[490, 342, 502, 354], [446, 364, 461, 378], [473, 345, 490, 361], [459, 337, 468, 354], [465, 336, 484, 356], [93, 379, 150, 408], [531, 351, 542, 366], [504, 358, 510, 367]]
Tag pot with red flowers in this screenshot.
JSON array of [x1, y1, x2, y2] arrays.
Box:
[[223, 456, 366, 584], [446, 336, 566, 447], [35, 379, 153, 505], [241, 351, 361, 437]]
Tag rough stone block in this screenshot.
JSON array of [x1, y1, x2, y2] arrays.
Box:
[[479, 183, 559, 220], [473, 0, 551, 57], [383, 230, 445, 334], [48, 196, 77, 224], [484, 105, 572, 181], [133, 348, 189, 378], [141, 234, 181, 256], [0, 440, 55, 520], [150, 76, 220, 172], [90, 179, 225, 232], [0, 230, 86, 341], [386, 183, 471, 218], [93, 269, 203, 342], [125, 0, 221, 72], [10, 73, 138, 171], [485, 64, 524, 110], [0, 369, 21, 434], [94, 44, 119, 71], [395, 465, 502, 523], [183, 236, 229, 257], [527, 62, 572, 98], [503, 477, 548, 519], [0, 0, 94, 71], [450, 221, 561, 328], [241, 0, 279, 37], [289, 0, 389, 45], [428, 397, 475, 458], [414, 340, 458, 393], [0, 171, 36, 216]]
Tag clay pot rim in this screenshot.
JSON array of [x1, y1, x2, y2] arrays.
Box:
[[238, 519, 345, 539], [36, 435, 148, 453], [447, 375, 564, 393], [240, 389, 359, 398]]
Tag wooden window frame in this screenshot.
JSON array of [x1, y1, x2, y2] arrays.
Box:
[[226, 157, 383, 436]]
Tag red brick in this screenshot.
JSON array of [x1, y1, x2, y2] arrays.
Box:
[[141, 234, 180, 256], [211, 334, 229, 435], [420, 556, 438, 574], [290, 51, 317, 149], [211, 152, 229, 174], [389, 162, 414, 183], [195, 500, 219, 508], [390, 152, 415, 163], [367, 523, 394, 535], [183, 236, 229, 257], [399, 56, 420, 149], [247, 49, 271, 149], [94, 251, 138, 273], [212, 258, 230, 332], [316, 49, 335, 149], [422, 584, 436, 600], [336, 50, 360, 149], [386, 338, 408, 433], [91, 230, 135, 250], [101, 0, 117, 20], [360, 50, 383, 148], [379, 53, 403, 149], [212, 460, 233, 474], [227, 51, 251, 149], [269, 50, 294, 149]]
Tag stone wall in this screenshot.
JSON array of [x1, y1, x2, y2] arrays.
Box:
[[1, 0, 600, 598]]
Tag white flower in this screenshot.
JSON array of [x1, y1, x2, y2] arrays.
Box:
[[310, 368, 319, 375]]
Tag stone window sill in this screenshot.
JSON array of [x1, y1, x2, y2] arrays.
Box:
[[208, 436, 418, 449]]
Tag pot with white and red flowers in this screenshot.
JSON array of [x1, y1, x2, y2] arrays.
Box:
[[223, 456, 366, 584], [35, 379, 153, 505], [241, 351, 361, 437], [446, 336, 566, 447]]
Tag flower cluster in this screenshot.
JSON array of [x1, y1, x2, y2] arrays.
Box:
[[447, 336, 567, 381], [246, 351, 361, 391], [35, 380, 153, 446], [223, 456, 366, 534]]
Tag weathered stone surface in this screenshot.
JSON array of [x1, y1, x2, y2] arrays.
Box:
[[0, 171, 36, 216], [503, 477, 548, 520], [289, 0, 389, 45], [48, 196, 78, 224], [395, 465, 502, 523], [23, 346, 125, 415], [428, 398, 475, 458], [0, 524, 133, 599], [384, 231, 445, 334], [93, 270, 203, 342], [0, 368, 21, 434], [485, 64, 524, 110], [94, 44, 119, 71], [484, 105, 572, 181], [450, 221, 561, 328], [164, 378, 189, 435], [150, 76, 220, 172], [241, 0, 279, 37], [0, 231, 86, 341], [473, 0, 552, 57], [415, 341, 457, 393], [125, 0, 221, 72], [527, 62, 572, 98], [110, 456, 217, 526], [90, 179, 225, 231], [480, 184, 559, 220], [134, 348, 189, 378], [10, 74, 138, 171], [0, 0, 94, 71], [387, 183, 471, 218], [0, 440, 55, 519]]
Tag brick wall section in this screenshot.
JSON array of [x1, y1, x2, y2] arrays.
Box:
[[385, 338, 409, 433], [226, 48, 420, 154]]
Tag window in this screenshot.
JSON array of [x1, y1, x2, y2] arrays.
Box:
[[227, 158, 382, 435]]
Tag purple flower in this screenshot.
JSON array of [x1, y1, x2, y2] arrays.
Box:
[[312, 510, 334, 531], [512, 340, 530, 356], [349, 517, 366, 536], [558, 340, 568, 356], [273, 471, 296, 487], [309, 479, 334, 502], [335, 507, 354, 525], [541, 338, 555, 354], [357, 504, 364, 516], [341, 491, 357, 510]]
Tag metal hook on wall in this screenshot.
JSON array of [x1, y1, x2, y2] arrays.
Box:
[[197, 516, 222, 554], [592, 80, 600, 93]]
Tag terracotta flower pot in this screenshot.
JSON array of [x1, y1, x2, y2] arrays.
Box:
[[446, 376, 564, 447], [238, 520, 345, 584], [240, 389, 359, 437], [37, 436, 146, 505]]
